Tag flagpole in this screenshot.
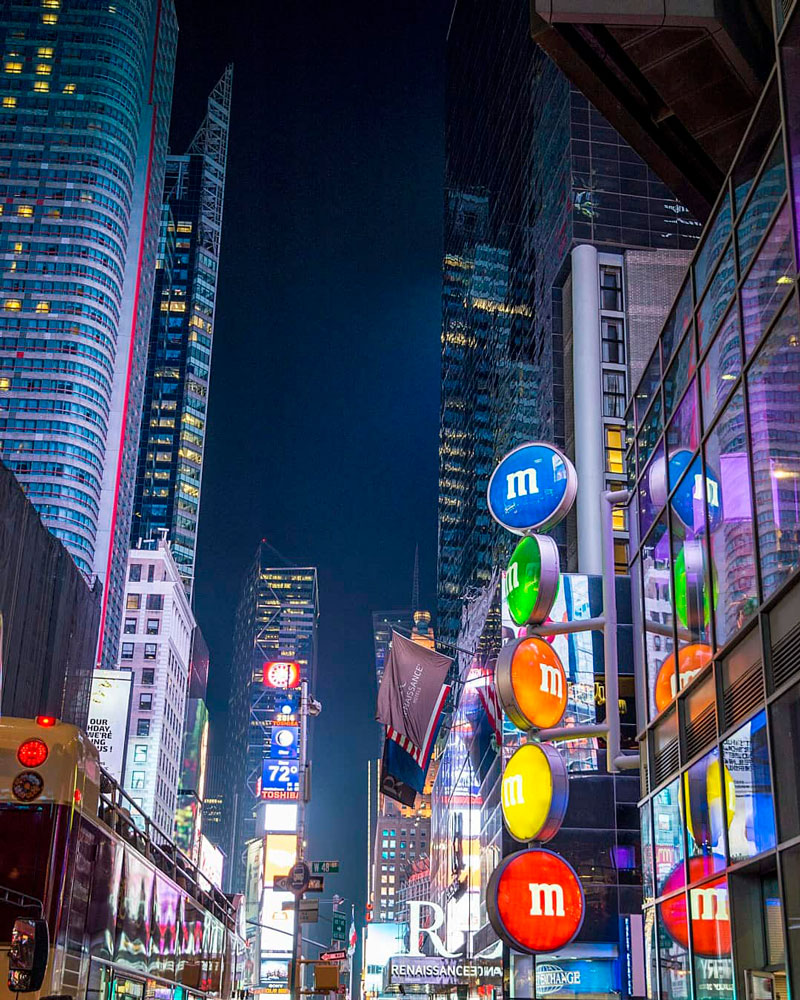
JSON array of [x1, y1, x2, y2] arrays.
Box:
[[348, 904, 355, 1000]]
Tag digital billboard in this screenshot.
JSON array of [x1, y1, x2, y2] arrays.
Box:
[[87, 669, 133, 781]]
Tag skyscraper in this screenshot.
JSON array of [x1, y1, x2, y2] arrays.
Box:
[[0, 0, 178, 669], [131, 67, 233, 598], [226, 544, 319, 892], [437, 0, 699, 650]]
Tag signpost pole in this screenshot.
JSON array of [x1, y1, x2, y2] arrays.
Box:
[[290, 679, 310, 1000]]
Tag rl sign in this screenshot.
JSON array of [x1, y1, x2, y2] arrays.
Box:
[[487, 849, 585, 954]]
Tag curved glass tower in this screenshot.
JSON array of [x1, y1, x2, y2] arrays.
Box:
[[0, 0, 177, 666]]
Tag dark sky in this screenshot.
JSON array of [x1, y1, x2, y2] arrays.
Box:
[[171, 0, 450, 921]]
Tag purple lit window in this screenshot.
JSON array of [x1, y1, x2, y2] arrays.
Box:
[[699, 303, 742, 431], [741, 201, 794, 356]]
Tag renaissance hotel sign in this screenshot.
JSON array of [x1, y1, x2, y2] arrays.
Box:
[[387, 957, 502, 987]]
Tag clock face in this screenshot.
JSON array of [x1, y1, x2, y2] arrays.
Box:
[[263, 660, 300, 689]]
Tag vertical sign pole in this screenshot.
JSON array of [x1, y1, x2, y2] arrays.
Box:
[[291, 679, 309, 1000]]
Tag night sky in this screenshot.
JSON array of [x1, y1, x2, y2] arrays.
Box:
[[171, 0, 450, 920]]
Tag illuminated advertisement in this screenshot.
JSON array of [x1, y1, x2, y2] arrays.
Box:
[[261, 760, 300, 800], [263, 661, 301, 689], [261, 834, 297, 957], [87, 669, 133, 781], [198, 835, 224, 890]]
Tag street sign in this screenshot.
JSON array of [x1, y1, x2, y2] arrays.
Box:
[[320, 950, 348, 963], [311, 860, 339, 874], [332, 912, 347, 940], [289, 861, 311, 894], [273, 875, 291, 892], [281, 901, 294, 911], [306, 876, 324, 893], [298, 899, 319, 924]]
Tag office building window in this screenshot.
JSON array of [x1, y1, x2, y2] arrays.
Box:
[[147, 564, 155, 582], [133, 745, 148, 764], [603, 371, 626, 416], [136, 719, 150, 736], [605, 427, 624, 474], [126, 594, 141, 610], [600, 266, 623, 310], [601, 318, 626, 364], [129, 564, 142, 582], [142, 668, 155, 685], [124, 618, 136, 635], [131, 771, 145, 790], [121, 643, 134, 660], [146, 594, 164, 611], [144, 644, 157, 660], [139, 693, 152, 710], [146, 618, 159, 635]]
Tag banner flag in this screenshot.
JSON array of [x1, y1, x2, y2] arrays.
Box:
[[376, 630, 452, 748]]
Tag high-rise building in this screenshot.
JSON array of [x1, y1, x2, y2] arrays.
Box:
[[437, 0, 700, 650], [372, 611, 413, 690], [0, 0, 178, 670], [0, 456, 101, 724], [226, 545, 319, 892], [131, 67, 233, 598], [119, 535, 195, 833], [174, 626, 211, 862]]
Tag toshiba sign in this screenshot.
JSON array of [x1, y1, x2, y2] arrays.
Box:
[[487, 849, 585, 954]]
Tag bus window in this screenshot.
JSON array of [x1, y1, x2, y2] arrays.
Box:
[[0, 804, 61, 939]]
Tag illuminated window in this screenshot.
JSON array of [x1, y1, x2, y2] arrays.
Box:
[[17, 205, 33, 218], [4, 299, 21, 311], [35, 63, 51, 74], [41, 14, 58, 24], [2, 96, 17, 108], [0, 377, 10, 391], [605, 427, 624, 474], [4, 62, 23, 74], [13, 244, 22, 253], [42, 0, 61, 9], [614, 541, 629, 574], [126, 593, 141, 611], [37, 46, 54, 58], [62, 82, 76, 94], [35, 301, 50, 313], [612, 506, 626, 531], [33, 80, 49, 92]]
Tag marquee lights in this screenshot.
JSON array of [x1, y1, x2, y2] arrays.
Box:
[[503, 534, 560, 627], [501, 742, 568, 843], [495, 636, 567, 731], [487, 849, 585, 954]]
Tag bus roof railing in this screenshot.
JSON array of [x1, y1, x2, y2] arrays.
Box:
[[98, 766, 236, 930]]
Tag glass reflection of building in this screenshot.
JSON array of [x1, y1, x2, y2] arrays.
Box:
[[630, 13, 800, 998]]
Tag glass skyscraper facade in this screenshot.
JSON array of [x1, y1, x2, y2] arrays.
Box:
[[438, 0, 700, 650], [628, 12, 800, 995], [0, 0, 177, 668], [226, 545, 319, 892], [131, 67, 232, 599]]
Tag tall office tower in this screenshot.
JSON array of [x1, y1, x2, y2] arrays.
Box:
[[226, 545, 319, 892], [119, 535, 195, 833], [174, 626, 211, 862], [372, 610, 413, 690], [0, 0, 178, 670], [131, 68, 233, 598], [437, 0, 699, 650]]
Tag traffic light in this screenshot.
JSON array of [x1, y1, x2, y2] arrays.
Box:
[[365, 903, 373, 923]]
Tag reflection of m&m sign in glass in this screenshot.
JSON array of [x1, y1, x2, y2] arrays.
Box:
[[648, 450, 722, 533], [660, 858, 730, 957], [655, 644, 713, 711]]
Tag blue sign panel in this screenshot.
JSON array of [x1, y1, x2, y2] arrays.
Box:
[[261, 759, 300, 800], [270, 723, 299, 759], [488, 442, 577, 535], [535, 959, 619, 996], [669, 450, 722, 532]]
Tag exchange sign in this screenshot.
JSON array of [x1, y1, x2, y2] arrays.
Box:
[[501, 742, 568, 843], [487, 442, 577, 535], [503, 534, 560, 627], [487, 849, 585, 954], [495, 636, 567, 731]]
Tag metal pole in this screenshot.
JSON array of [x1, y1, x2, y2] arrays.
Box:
[[348, 904, 355, 1000], [290, 679, 310, 1000]]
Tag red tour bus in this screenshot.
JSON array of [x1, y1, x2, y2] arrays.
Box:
[[0, 717, 247, 1000]]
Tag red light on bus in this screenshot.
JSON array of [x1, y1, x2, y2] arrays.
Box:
[[17, 739, 48, 768], [74, 789, 82, 804], [35, 716, 57, 728]]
